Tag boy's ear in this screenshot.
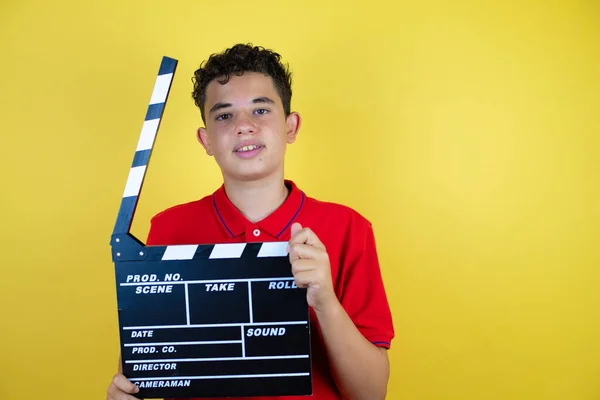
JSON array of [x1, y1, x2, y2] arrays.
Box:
[[285, 112, 301, 144], [197, 127, 213, 156]]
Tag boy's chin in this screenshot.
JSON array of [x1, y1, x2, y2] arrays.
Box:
[[225, 168, 278, 183]]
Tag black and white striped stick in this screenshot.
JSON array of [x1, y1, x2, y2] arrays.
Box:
[[112, 56, 178, 237]]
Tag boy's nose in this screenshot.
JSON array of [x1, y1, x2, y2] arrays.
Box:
[[237, 126, 255, 135], [235, 114, 256, 135]]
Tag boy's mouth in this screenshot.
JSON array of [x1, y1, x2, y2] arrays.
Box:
[[233, 143, 265, 159], [234, 144, 264, 153]]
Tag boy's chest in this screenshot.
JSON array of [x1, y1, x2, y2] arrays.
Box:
[[176, 214, 345, 290]]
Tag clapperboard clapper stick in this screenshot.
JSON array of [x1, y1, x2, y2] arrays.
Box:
[[110, 56, 312, 399]]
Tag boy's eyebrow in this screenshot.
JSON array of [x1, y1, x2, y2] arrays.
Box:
[[208, 97, 275, 114], [252, 96, 275, 105], [208, 102, 232, 114]]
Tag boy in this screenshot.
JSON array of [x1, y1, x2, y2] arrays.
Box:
[[107, 43, 394, 400]]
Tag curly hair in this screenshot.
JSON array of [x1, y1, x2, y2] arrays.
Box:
[[192, 43, 293, 123]]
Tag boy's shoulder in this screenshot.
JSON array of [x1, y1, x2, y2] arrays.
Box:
[[149, 193, 213, 223], [302, 192, 373, 230], [305, 194, 368, 217]]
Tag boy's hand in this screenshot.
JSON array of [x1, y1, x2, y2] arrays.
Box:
[[288, 222, 338, 313], [107, 373, 141, 400]]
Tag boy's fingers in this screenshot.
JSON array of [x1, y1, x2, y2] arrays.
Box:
[[291, 258, 319, 273], [292, 270, 313, 288], [291, 222, 303, 237], [304, 231, 325, 249], [289, 226, 325, 250], [289, 243, 323, 262], [108, 391, 140, 400], [111, 373, 139, 393], [107, 384, 141, 400]]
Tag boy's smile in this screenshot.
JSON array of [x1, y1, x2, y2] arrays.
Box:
[[196, 72, 300, 182], [233, 139, 265, 159]]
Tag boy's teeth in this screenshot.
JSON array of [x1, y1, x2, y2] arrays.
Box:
[[240, 145, 259, 152]]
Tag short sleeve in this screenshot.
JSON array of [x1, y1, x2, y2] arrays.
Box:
[[339, 221, 395, 348]]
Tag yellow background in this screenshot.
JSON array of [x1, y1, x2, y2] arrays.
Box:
[[1, 0, 599, 399]]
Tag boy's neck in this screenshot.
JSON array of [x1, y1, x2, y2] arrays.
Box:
[[222, 174, 290, 223]]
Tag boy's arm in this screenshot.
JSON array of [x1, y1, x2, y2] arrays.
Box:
[[288, 223, 392, 400], [315, 300, 390, 400]]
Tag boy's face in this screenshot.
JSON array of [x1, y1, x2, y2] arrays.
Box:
[[197, 72, 300, 183]]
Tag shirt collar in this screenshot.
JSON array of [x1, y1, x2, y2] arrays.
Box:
[[212, 180, 305, 239]]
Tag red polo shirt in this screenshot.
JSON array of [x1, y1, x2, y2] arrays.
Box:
[[146, 180, 394, 399]]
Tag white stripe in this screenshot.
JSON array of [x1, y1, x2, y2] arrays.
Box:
[[248, 283, 253, 323], [149, 73, 173, 104], [209, 243, 246, 259], [162, 245, 198, 260], [122, 166, 146, 198], [241, 326, 245, 357], [132, 373, 310, 381], [185, 283, 190, 325], [123, 320, 308, 330], [257, 242, 289, 257], [120, 277, 294, 286], [126, 355, 309, 363], [136, 118, 160, 151], [124, 340, 241, 347]]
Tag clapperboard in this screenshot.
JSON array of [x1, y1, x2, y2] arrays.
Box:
[[110, 56, 312, 398]]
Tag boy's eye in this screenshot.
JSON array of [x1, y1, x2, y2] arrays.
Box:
[[255, 109, 269, 115], [216, 113, 231, 121]]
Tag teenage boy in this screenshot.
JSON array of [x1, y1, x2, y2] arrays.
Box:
[[107, 43, 394, 400]]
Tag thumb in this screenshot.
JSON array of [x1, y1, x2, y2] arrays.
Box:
[[291, 222, 303, 238]]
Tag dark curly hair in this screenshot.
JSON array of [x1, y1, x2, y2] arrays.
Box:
[[192, 43, 293, 123]]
